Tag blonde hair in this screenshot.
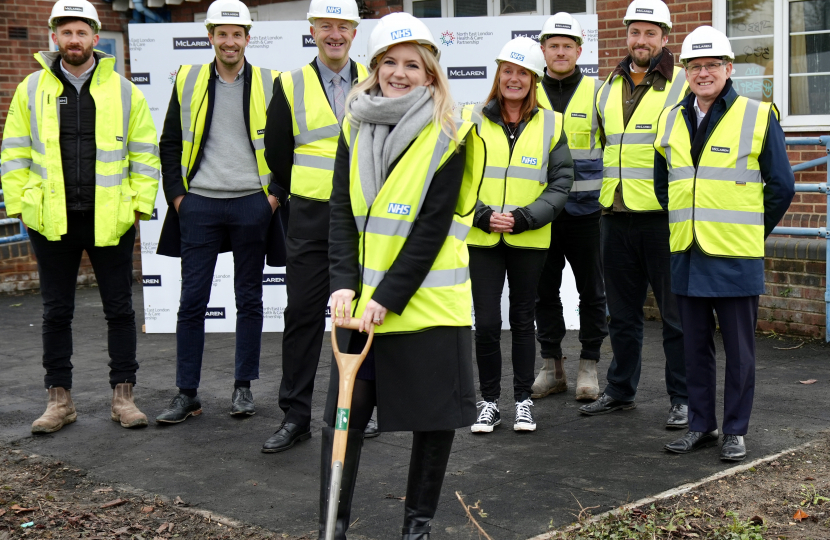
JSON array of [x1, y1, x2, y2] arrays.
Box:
[[484, 62, 540, 125], [346, 42, 460, 144]]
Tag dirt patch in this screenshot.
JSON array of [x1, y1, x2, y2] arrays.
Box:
[[0, 446, 312, 539]]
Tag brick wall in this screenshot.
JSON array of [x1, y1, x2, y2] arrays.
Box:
[[168, 0, 401, 22]]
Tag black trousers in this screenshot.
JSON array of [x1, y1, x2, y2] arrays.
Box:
[[469, 242, 548, 402], [535, 213, 608, 361], [279, 236, 331, 427], [676, 295, 758, 436], [28, 212, 138, 389], [601, 213, 687, 405]]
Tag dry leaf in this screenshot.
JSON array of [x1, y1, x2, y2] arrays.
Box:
[[167, 523, 174, 533], [173, 496, 188, 506], [794, 509, 809, 521], [805, 476, 816, 481], [799, 379, 818, 385], [141, 506, 154, 513], [112, 526, 131, 534], [100, 498, 126, 509], [156, 523, 168, 534], [11, 504, 38, 514]]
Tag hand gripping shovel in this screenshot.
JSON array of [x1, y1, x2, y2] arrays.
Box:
[[324, 319, 374, 540]]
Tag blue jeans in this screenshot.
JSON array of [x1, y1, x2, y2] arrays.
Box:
[[176, 192, 272, 390], [601, 213, 687, 405]]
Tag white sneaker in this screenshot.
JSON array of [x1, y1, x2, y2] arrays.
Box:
[[471, 401, 500, 433], [513, 398, 536, 431]]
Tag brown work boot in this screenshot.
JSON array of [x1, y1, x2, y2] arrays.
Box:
[[32, 387, 77, 434], [531, 356, 567, 399], [575, 359, 600, 401], [111, 383, 149, 428]]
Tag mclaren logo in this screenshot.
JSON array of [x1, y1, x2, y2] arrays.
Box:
[[571, 112, 587, 118], [692, 43, 713, 50], [131, 73, 151, 84], [554, 23, 572, 29], [64, 5, 83, 11], [635, 124, 653, 130], [205, 307, 226, 319], [511, 30, 541, 42], [173, 37, 212, 49], [221, 11, 240, 16], [711, 146, 731, 153], [447, 66, 486, 79], [142, 275, 162, 286], [150, 208, 158, 220], [303, 35, 316, 47], [635, 7, 654, 14], [263, 274, 287, 285]]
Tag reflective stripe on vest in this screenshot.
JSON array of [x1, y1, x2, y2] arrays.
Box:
[[597, 66, 688, 211], [282, 62, 368, 201], [656, 96, 772, 258], [177, 64, 279, 190], [462, 103, 561, 249]]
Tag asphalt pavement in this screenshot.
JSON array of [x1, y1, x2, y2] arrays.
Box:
[[0, 285, 828, 539]]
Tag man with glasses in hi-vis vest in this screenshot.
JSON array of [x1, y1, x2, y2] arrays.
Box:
[[656, 27, 794, 461], [156, 0, 280, 424], [0, 0, 160, 434], [579, 0, 691, 430], [261, 0, 369, 453]]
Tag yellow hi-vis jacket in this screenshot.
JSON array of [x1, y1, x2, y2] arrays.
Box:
[[0, 51, 160, 246], [655, 96, 775, 258], [176, 63, 280, 191], [342, 117, 486, 334], [462, 103, 563, 249], [281, 62, 368, 202], [597, 66, 688, 211]]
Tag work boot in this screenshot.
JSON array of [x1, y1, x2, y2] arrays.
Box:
[[318, 427, 364, 540], [111, 383, 148, 428], [575, 359, 600, 401], [32, 387, 77, 434], [401, 430, 455, 539], [531, 356, 567, 398]]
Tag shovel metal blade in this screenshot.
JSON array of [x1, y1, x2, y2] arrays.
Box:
[[324, 460, 344, 540]]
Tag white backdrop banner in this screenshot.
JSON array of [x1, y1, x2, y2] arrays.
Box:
[[131, 14, 598, 333]]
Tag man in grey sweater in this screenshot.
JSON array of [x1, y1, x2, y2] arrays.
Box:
[[156, 0, 280, 424]]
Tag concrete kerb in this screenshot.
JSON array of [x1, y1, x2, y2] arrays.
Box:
[[526, 438, 819, 540]]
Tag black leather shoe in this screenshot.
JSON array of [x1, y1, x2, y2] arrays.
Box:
[[261, 422, 311, 453], [720, 434, 747, 461], [666, 404, 689, 429], [156, 393, 202, 424], [664, 430, 719, 454], [364, 417, 380, 439], [230, 387, 255, 416], [578, 393, 636, 416]]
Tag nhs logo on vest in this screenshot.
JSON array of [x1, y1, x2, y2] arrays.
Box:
[[391, 29, 413, 40], [174, 37, 212, 49], [388, 203, 411, 215], [326, 6, 342, 13], [142, 275, 162, 287], [510, 52, 525, 61], [263, 273, 287, 285], [205, 307, 226, 319], [521, 156, 538, 166]]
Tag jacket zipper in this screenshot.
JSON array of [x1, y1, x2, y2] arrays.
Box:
[[76, 88, 81, 209]]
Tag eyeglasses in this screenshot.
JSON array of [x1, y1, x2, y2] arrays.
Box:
[[686, 62, 726, 75]]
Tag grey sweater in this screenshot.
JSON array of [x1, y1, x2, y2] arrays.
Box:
[[189, 76, 262, 198]]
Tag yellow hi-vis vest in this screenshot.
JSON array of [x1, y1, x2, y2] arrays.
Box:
[[341, 117, 486, 334], [281, 62, 369, 201], [176, 63, 279, 191], [597, 66, 688, 211], [461, 104, 563, 249], [0, 51, 160, 246], [537, 75, 603, 214], [655, 96, 775, 258]]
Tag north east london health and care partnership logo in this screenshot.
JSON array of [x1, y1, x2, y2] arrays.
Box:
[[440, 31, 455, 46]]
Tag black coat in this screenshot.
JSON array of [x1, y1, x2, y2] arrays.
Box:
[[323, 131, 477, 431]]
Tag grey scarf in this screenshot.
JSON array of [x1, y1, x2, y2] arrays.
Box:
[[348, 86, 434, 208]]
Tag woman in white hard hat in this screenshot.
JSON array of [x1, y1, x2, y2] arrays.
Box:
[[323, 11, 485, 540], [463, 37, 573, 435]]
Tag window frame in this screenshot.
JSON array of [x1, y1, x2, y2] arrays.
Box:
[[403, 0, 594, 19]]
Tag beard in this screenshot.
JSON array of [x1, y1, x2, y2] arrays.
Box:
[[59, 42, 94, 66], [632, 53, 651, 68]]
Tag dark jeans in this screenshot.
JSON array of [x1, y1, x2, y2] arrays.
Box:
[[176, 192, 271, 390], [535, 213, 608, 361], [601, 213, 687, 405], [28, 212, 138, 389], [677, 295, 758, 435], [470, 242, 548, 402]]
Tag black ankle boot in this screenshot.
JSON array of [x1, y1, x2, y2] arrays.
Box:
[[401, 430, 455, 539], [318, 427, 364, 540]]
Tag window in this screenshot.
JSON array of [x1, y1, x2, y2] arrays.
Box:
[[716, 0, 830, 129], [404, 0, 593, 18]]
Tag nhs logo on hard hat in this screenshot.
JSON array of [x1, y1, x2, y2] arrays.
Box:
[[510, 52, 525, 61], [388, 203, 411, 215], [391, 29, 413, 40], [326, 6, 342, 13], [521, 156, 538, 166]]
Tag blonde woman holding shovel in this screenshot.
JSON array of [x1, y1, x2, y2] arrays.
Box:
[[323, 12, 485, 540]]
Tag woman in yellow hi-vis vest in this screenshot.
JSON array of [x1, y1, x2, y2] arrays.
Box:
[[464, 38, 573, 435], [324, 13, 485, 539]]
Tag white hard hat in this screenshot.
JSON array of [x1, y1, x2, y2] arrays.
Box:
[[623, 0, 672, 31], [367, 13, 439, 67], [680, 25, 734, 63], [539, 12, 584, 46], [205, 0, 253, 29], [496, 37, 545, 78], [307, 0, 361, 26], [49, 0, 101, 33]]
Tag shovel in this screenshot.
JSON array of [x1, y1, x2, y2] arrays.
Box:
[[324, 318, 375, 540]]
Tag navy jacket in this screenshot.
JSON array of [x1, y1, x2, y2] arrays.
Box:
[[653, 81, 795, 297]]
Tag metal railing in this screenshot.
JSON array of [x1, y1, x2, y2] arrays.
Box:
[[772, 136, 829, 342], [0, 189, 29, 245]]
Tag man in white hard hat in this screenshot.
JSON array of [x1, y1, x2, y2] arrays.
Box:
[[655, 26, 794, 461], [156, 0, 280, 424], [261, 0, 369, 453], [531, 12, 608, 404], [579, 0, 691, 429], [0, 0, 160, 433]]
